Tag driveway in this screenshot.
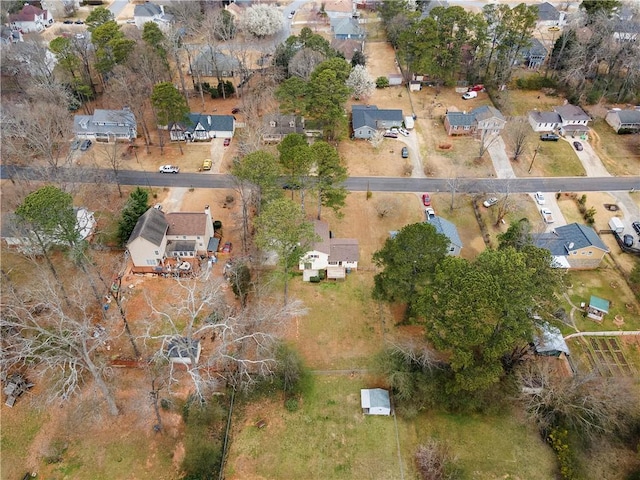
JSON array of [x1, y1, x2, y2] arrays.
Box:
[[207, 138, 227, 174], [398, 132, 425, 179]]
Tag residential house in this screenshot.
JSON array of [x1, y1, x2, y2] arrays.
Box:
[[605, 108, 640, 133], [521, 37, 548, 69], [352, 105, 403, 139], [133, 1, 174, 31], [74, 107, 137, 142], [533, 222, 609, 269], [613, 20, 640, 42], [528, 104, 590, 136], [533, 322, 570, 358], [126, 206, 215, 273], [324, 0, 354, 19], [426, 215, 463, 256], [331, 17, 365, 40], [444, 106, 505, 137], [169, 113, 235, 141], [0, 26, 23, 45], [360, 388, 391, 416], [1, 208, 96, 254], [534, 2, 567, 28], [299, 220, 359, 281], [8, 4, 53, 33], [262, 114, 305, 143], [190, 46, 241, 79], [167, 337, 201, 365], [330, 38, 364, 62]]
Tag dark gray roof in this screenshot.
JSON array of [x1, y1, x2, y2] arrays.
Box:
[[170, 113, 234, 133], [445, 111, 475, 126], [427, 216, 462, 248], [614, 109, 640, 123], [352, 105, 403, 130], [533, 223, 609, 256], [523, 37, 548, 57], [263, 114, 304, 135], [0, 213, 28, 239], [167, 337, 200, 359], [470, 105, 505, 122], [554, 104, 590, 122], [613, 20, 640, 33], [529, 111, 562, 124], [191, 46, 241, 74], [330, 238, 359, 263], [535, 2, 560, 21], [135, 2, 162, 17], [127, 208, 168, 247]]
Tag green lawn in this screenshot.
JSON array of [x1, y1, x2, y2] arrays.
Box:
[[511, 139, 586, 177], [590, 118, 640, 177], [228, 376, 557, 480], [0, 407, 49, 480]]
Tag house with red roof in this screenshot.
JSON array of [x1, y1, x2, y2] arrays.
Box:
[[8, 4, 53, 33]]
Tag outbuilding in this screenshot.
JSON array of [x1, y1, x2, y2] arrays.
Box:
[[360, 388, 391, 416]]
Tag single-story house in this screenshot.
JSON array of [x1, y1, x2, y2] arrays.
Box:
[[324, 0, 355, 19], [74, 107, 137, 142], [299, 220, 359, 281], [331, 17, 365, 40], [134, 1, 174, 31], [605, 108, 640, 134], [352, 105, 403, 139], [533, 222, 609, 269], [534, 1, 567, 28], [426, 215, 463, 256], [169, 113, 235, 141], [190, 46, 241, 79], [1, 208, 96, 254], [8, 4, 53, 33], [587, 295, 610, 322], [262, 114, 305, 143], [521, 37, 548, 69], [533, 322, 570, 357], [167, 337, 201, 365], [528, 104, 590, 136], [360, 388, 391, 416], [444, 106, 505, 136], [127, 206, 215, 273]]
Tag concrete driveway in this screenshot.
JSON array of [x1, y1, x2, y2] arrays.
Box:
[[397, 131, 425, 179]]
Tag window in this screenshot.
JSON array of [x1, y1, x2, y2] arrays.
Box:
[[464, 125, 470, 130], [154, 250, 159, 255], [270, 121, 277, 128], [146, 259, 156, 266]]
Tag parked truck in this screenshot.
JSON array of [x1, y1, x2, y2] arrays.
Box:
[[609, 217, 624, 233]]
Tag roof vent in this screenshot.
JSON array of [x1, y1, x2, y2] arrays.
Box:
[[568, 242, 574, 249]]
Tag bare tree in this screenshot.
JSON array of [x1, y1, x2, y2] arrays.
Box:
[[1, 271, 119, 416], [142, 273, 305, 402], [477, 129, 501, 158], [99, 140, 124, 198], [374, 198, 399, 218], [507, 117, 531, 162], [369, 130, 385, 149], [289, 48, 325, 80], [446, 176, 461, 212]]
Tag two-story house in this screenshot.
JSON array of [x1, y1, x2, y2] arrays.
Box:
[[528, 104, 590, 136], [444, 106, 506, 137], [9, 4, 53, 33], [299, 220, 359, 281], [169, 113, 235, 141], [133, 1, 174, 31], [262, 114, 305, 143], [605, 108, 640, 134], [352, 105, 403, 139], [534, 2, 567, 28], [74, 108, 137, 142], [190, 47, 241, 79]]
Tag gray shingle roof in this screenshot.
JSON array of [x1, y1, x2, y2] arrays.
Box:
[[523, 37, 548, 57], [191, 47, 240, 75], [535, 2, 560, 22], [470, 105, 505, 122], [427, 216, 462, 248], [554, 104, 590, 122], [330, 238, 359, 263], [127, 208, 168, 247], [352, 105, 403, 130], [615, 109, 640, 124], [533, 223, 609, 256], [529, 111, 562, 124], [170, 113, 234, 133], [134, 2, 162, 17], [445, 111, 475, 127]]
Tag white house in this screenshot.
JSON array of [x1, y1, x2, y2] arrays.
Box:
[[74, 108, 137, 142], [299, 220, 359, 281], [352, 105, 403, 139], [126, 208, 169, 272], [9, 4, 53, 33], [360, 388, 391, 416], [605, 108, 640, 133], [133, 1, 173, 31], [528, 110, 562, 132], [169, 113, 235, 141], [528, 104, 590, 136], [167, 337, 201, 365]]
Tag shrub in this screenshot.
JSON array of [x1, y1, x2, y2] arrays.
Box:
[[375, 76, 389, 88], [309, 276, 320, 283], [285, 397, 299, 412], [547, 428, 579, 480], [414, 440, 460, 480]]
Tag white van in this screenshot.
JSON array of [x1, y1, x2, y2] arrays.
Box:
[[404, 116, 414, 129], [462, 91, 477, 100]]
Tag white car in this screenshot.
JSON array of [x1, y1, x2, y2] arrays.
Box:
[[483, 197, 498, 208], [398, 127, 410, 137], [425, 207, 436, 220], [159, 165, 179, 173], [540, 208, 554, 224], [534, 192, 545, 205]]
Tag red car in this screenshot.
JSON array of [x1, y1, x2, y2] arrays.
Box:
[[468, 84, 484, 92], [223, 138, 231, 146], [422, 193, 431, 206], [221, 242, 232, 253]]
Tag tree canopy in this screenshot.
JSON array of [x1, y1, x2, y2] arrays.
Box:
[[151, 81, 189, 126]]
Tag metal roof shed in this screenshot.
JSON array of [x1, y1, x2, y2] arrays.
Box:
[[361, 388, 391, 416]]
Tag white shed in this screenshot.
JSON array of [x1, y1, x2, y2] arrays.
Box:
[[360, 388, 391, 416]]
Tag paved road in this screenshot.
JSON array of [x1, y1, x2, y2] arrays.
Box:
[[2, 165, 638, 194]]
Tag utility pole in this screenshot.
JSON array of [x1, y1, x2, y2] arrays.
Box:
[[528, 144, 541, 173]]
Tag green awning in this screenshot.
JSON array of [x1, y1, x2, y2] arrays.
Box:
[[589, 295, 610, 313]]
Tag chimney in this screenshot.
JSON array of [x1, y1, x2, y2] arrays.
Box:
[[204, 205, 211, 218], [207, 116, 211, 126]]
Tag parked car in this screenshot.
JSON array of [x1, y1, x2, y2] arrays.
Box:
[[540, 133, 559, 141], [74, 20, 84, 24], [401, 147, 409, 158], [383, 131, 398, 138], [398, 127, 410, 137], [221, 242, 232, 253], [623, 234, 634, 247], [548, 26, 560, 31], [231, 107, 240, 114], [540, 208, 554, 224], [159, 165, 179, 173], [468, 84, 484, 92], [223, 138, 231, 146], [288, 10, 295, 19], [633, 221, 640, 235], [63, 19, 73, 24], [534, 192, 546, 205], [70, 139, 81, 151], [282, 182, 301, 190], [573, 141, 583, 151], [462, 91, 478, 100], [425, 207, 436, 220], [422, 193, 431, 206], [202, 158, 212, 171], [483, 197, 498, 208], [80, 139, 92, 151]]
